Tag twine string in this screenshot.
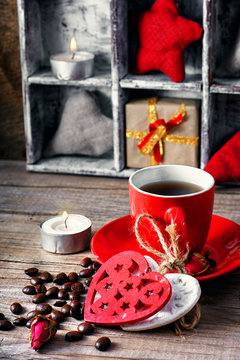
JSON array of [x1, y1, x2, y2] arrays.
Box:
[[135, 213, 200, 334], [174, 303, 201, 335], [135, 213, 189, 274]]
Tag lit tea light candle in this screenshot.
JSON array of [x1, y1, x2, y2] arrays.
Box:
[[40, 212, 92, 254], [50, 36, 94, 80]]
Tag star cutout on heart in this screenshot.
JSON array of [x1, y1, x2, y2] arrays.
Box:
[[134, 0, 203, 82]]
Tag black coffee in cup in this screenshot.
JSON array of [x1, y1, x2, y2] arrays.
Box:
[[140, 181, 203, 196]]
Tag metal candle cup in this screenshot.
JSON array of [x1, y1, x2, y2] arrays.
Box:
[[40, 214, 92, 254], [50, 51, 94, 80]]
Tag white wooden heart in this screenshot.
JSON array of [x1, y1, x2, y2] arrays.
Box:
[[121, 256, 201, 331]]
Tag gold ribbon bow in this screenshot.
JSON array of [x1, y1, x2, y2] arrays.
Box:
[[126, 97, 199, 165]]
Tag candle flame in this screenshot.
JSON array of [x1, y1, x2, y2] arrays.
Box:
[[62, 211, 68, 229], [70, 37, 77, 53]]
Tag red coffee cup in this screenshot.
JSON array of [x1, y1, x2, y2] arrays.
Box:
[[129, 165, 215, 256]]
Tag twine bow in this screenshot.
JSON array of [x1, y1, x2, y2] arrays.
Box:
[[135, 213, 189, 274], [126, 97, 199, 165]]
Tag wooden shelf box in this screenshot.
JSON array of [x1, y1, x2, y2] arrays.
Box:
[[17, 0, 240, 177]]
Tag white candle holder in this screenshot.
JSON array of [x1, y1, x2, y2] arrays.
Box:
[[40, 214, 91, 254], [50, 51, 94, 80]]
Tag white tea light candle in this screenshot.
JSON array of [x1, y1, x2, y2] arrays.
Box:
[[40, 214, 91, 254], [50, 37, 94, 80]]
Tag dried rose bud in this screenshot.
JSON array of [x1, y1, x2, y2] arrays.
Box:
[[185, 252, 210, 276], [30, 314, 57, 351]]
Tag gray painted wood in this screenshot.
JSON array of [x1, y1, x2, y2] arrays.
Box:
[[26, 156, 135, 178], [17, 0, 240, 177], [110, 0, 129, 172], [120, 74, 202, 92], [200, 0, 212, 169], [211, 78, 240, 94], [28, 70, 112, 87]]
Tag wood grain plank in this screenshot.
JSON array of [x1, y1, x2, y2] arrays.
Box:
[[0, 161, 128, 189]]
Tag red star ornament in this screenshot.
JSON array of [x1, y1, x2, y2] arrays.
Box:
[[134, 0, 203, 82]]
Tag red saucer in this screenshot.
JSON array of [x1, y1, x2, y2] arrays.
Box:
[[91, 215, 240, 282]]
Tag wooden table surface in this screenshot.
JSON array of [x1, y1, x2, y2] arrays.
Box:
[[0, 160, 239, 360]]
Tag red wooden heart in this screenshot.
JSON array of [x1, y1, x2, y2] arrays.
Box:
[[84, 251, 171, 325]]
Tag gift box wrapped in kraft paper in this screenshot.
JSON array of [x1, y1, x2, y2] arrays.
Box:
[[126, 97, 200, 168]]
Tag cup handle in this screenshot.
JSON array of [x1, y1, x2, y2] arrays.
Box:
[[164, 206, 187, 244]]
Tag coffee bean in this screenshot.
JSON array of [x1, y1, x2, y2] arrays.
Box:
[[70, 308, 82, 320], [35, 303, 52, 315], [53, 272, 67, 285], [54, 300, 67, 307], [46, 286, 59, 299], [58, 289, 69, 300], [70, 300, 81, 310], [10, 302, 22, 315], [0, 320, 13, 331], [88, 261, 101, 272], [0, 313, 5, 320], [26, 318, 34, 328], [84, 277, 92, 287], [70, 300, 83, 320], [65, 331, 83, 342], [71, 282, 85, 293], [77, 322, 94, 335], [62, 282, 73, 292], [25, 267, 38, 277], [68, 272, 78, 283], [35, 284, 47, 294], [95, 336, 111, 351], [32, 293, 46, 304], [30, 277, 43, 286], [40, 271, 52, 282], [13, 317, 27, 327], [27, 310, 41, 320], [50, 310, 65, 323], [79, 268, 94, 278], [61, 304, 71, 317], [80, 257, 93, 268], [22, 285, 36, 295], [93, 261, 101, 271], [69, 291, 81, 300]]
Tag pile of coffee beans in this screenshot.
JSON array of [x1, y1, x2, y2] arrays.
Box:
[[0, 257, 112, 352]]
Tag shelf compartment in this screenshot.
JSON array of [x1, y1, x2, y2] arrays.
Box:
[[22, 0, 111, 77], [211, 0, 240, 80], [26, 84, 113, 165], [28, 69, 112, 87], [209, 93, 240, 158], [127, 0, 203, 82]]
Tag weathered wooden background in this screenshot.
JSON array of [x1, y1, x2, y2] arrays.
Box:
[[0, 0, 25, 160]]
